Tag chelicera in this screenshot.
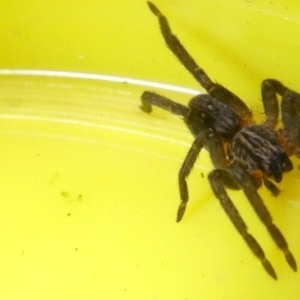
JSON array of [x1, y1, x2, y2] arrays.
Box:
[[140, 2, 299, 280]]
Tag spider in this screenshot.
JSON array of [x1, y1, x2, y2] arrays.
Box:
[[140, 2, 299, 280]]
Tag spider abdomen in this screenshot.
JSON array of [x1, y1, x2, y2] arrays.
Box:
[[228, 124, 293, 182]]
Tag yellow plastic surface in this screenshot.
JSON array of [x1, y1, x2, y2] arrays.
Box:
[[1, 0, 300, 299]]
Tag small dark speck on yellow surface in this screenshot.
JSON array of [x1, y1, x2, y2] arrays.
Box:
[[61, 191, 69, 197]]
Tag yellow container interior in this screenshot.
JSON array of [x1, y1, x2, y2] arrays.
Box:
[[1, 0, 300, 299]]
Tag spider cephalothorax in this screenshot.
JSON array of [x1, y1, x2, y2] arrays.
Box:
[[140, 2, 299, 280]]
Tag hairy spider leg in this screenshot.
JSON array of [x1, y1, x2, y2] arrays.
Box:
[[262, 79, 300, 157], [178, 128, 241, 222], [228, 161, 297, 274], [281, 90, 300, 155], [140, 91, 189, 116], [177, 129, 212, 221], [208, 132, 227, 170], [262, 176, 281, 197], [261, 79, 287, 128], [147, 1, 252, 122], [208, 167, 278, 280]]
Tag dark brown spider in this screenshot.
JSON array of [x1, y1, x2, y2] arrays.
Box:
[[140, 1, 299, 280]]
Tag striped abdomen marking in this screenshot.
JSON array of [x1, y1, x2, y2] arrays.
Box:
[[229, 124, 293, 182]]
